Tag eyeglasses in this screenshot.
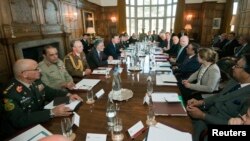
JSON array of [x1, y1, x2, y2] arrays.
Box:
[[233, 64, 244, 69], [22, 67, 40, 73]]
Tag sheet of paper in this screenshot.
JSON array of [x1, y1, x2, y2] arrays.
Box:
[[151, 92, 180, 102], [154, 66, 171, 72], [10, 124, 52, 141], [74, 79, 100, 90], [44, 100, 81, 110], [95, 89, 105, 98], [108, 60, 121, 65], [92, 70, 107, 75], [146, 123, 192, 141], [73, 112, 80, 127], [157, 62, 171, 67], [127, 121, 144, 137], [156, 74, 177, 86], [86, 133, 107, 141]]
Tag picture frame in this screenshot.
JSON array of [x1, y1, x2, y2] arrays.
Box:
[[212, 18, 221, 29], [82, 10, 95, 32]]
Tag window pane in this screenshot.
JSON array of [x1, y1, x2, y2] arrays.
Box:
[[126, 6, 129, 17], [138, 19, 143, 32], [137, 7, 143, 17], [158, 19, 163, 32], [131, 0, 134, 5], [233, 2, 238, 15], [159, 0, 165, 4], [166, 18, 171, 32], [167, 5, 172, 16], [131, 19, 135, 34], [127, 19, 130, 35], [167, 0, 172, 4], [151, 7, 157, 17], [172, 4, 176, 16], [152, 0, 157, 5], [131, 7, 134, 17], [138, 0, 143, 6], [158, 6, 164, 17], [126, 0, 129, 4], [173, 0, 177, 3], [144, 7, 150, 17], [144, 19, 149, 32], [144, 0, 150, 5], [151, 19, 157, 33]]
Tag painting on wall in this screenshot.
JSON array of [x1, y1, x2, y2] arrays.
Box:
[[82, 10, 95, 32], [212, 18, 221, 29]]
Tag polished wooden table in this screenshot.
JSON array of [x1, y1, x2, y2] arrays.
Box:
[[42, 57, 193, 141]]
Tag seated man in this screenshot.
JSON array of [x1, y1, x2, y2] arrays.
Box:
[[2, 59, 82, 130], [104, 34, 122, 59], [186, 54, 250, 141], [39, 45, 75, 90], [64, 40, 92, 77], [87, 39, 113, 70]]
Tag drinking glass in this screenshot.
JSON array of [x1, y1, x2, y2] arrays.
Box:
[[146, 107, 156, 126], [147, 81, 153, 97], [106, 103, 117, 127], [61, 118, 72, 138], [86, 89, 95, 104], [112, 118, 124, 141], [105, 67, 110, 78]]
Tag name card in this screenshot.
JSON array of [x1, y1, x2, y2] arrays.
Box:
[[95, 89, 105, 99], [128, 121, 145, 139]]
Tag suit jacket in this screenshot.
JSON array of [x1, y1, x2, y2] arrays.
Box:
[[176, 46, 187, 65], [166, 43, 181, 57], [234, 44, 250, 58], [81, 39, 90, 54], [213, 39, 228, 48], [175, 55, 200, 79], [221, 39, 239, 57], [104, 42, 120, 59], [87, 48, 108, 70], [2, 79, 67, 128], [188, 64, 221, 92]]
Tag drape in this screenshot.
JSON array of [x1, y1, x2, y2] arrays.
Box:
[[174, 0, 185, 34]]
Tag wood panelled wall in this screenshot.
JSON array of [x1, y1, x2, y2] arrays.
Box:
[[237, 0, 250, 36], [0, 0, 118, 84], [184, 2, 225, 47]]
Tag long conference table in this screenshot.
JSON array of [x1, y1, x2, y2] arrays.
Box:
[[42, 56, 193, 141]]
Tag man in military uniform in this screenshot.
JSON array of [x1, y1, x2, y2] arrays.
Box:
[[39, 45, 75, 90], [2, 59, 83, 130], [64, 40, 92, 77]]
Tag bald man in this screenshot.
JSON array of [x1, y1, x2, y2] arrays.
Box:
[[2, 59, 82, 130]]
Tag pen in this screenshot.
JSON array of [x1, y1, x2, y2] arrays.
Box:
[[238, 113, 244, 121]]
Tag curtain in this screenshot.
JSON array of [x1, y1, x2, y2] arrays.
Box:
[[117, 0, 126, 34], [221, 0, 233, 33], [174, 0, 185, 34]]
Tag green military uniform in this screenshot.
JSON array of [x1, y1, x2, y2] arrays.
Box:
[[64, 52, 90, 77], [2, 79, 68, 129], [39, 59, 73, 89]]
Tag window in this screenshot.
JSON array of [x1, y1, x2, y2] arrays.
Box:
[[231, 1, 238, 31], [126, 0, 177, 36]]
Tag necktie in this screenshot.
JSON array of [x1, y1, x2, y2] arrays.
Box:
[[98, 52, 102, 60], [176, 47, 183, 60]]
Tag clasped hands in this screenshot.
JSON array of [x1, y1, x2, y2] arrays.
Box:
[[186, 98, 206, 120]]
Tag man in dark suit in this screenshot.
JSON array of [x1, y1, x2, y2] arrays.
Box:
[[166, 35, 181, 57], [2, 59, 83, 132], [213, 33, 228, 48], [174, 42, 200, 80], [104, 34, 122, 59], [80, 33, 91, 54], [220, 32, 239, 57], [186, 54, 250, 141], [170, 35, 188, 65], [234, 35, 250, 58], [87, 39, 113, 70]]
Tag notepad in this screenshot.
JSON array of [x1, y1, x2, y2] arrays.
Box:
[[86, 133, 107, 141], [156, 74, 177, 86], [151, 92, 180, 103], [44, 100, 81, 111], [74, 79, 100, 90]]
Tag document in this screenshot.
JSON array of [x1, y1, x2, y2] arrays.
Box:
[[154, 66, 172, 72], [108, 60, 121, 65], [44, 99, 81, 110], [74, 79, 100, 90], [92, 69, 107, 75], [151, 92, 180, 103], [146, 123, 192, 141], [156, 74, 177, 86], [86, 133, 107, 141], [156, 62, 171, 67], [10, 124, 52, 141]]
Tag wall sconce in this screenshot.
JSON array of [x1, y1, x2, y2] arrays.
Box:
[[186, 14, 193, 21], [110, 16, 117, 23], [184, 24, 192, 35], [65, 12, 78, 22]]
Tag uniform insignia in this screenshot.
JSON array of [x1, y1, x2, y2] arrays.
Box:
[[3, 98, 15, 111], [38, 84, 45, 91], [4, 83, 15, 94], [3, 90, 7, 94], [16, 85, 23, 93]]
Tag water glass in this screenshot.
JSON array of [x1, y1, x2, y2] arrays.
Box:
[[61, 118, 72, 138], [146, 107, 156, 126], [86, 89, 95, 104], [106, 104, 117, 127], [105, 67, 110, 78], [147, 81, 153, 96], [112, 118, 124, 141]]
